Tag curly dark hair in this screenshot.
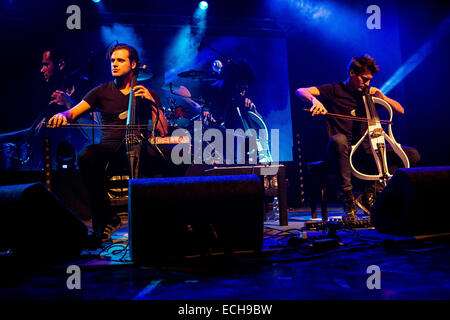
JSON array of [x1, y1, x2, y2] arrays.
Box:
[[109, 43, 141, 73], [347, 55, 379, 75]]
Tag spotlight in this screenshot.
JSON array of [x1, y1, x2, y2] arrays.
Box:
[[199, 1, 208, 10], [92, 0, 101, 3]]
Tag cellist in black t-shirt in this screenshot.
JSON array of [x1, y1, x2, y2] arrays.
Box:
[[296, 55, 420, 220], [49, 43, 169, 244]]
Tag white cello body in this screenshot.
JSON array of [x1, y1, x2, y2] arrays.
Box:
[[349, 96, 410, 184]]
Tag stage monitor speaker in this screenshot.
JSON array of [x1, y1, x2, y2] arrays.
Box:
[[129, 174, 265, 264], [371, 167, 450, 236], [0, 183, 88, 262]]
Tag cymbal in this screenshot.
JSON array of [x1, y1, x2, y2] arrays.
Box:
[[136, 65, 153, 81], [177, 70, 218, 81], [137, 70, 153, 81]]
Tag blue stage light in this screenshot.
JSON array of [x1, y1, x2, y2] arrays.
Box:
[[199, 1, 208, 10], [92, 0, 101, 3], [380, 18, 449, 94]]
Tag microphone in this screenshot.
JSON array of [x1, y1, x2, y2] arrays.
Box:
[[169, 82, 175, 94], [198, 40, 203, 52]]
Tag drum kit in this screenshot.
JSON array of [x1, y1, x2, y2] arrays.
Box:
[[161, 69, 221, 134], [158, 37, 274, 164], [159, 67, 273, 163]]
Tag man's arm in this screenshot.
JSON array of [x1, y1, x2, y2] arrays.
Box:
[[47, 100, 92, 127], [50, 89, 75, 110], [295, 86, 328, 116], [370, 87, 404, 114]]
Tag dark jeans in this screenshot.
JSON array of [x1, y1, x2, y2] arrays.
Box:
[[78, 140, 172, 235], [327, 133, 421, 193]]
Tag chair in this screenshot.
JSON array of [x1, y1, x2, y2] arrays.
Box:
[[105, 155, 130, 217]]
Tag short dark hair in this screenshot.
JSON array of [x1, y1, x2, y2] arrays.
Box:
[[109, 43, 141, 73], [43, 47, 68, 67], [347, 55, 379, 75]]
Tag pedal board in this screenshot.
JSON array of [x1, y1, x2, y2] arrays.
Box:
[[303, 217, 373, 231]]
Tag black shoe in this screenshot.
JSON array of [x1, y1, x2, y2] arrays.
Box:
[[355, 192, 375, 215], [343, 190, 357, 221], [100, 221, 121, 243], [342, 211, 357, 221]]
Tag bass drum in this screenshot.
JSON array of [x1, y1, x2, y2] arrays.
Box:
[[166, 105, 194, 136], [0, 142, 30, 171]]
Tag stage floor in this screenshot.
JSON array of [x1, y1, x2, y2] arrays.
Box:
[[1, 205, 450, 301]]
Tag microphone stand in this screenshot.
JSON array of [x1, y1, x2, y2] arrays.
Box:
[[198, 41, 238, 67]]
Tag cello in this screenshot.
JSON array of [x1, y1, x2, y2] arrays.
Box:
[[124, 66, 167, 179], [124, 73, 142, 179], [236, 106, 273, 163], [349, 86, 410, 186]]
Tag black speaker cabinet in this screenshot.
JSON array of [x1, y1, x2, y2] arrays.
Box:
[[202, 164, 288, 226], [372, 167, 450, 236], [0, 183, 88, 262], [129, 174, 265, 264]]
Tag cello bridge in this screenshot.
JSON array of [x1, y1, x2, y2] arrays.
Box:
[[370, 128, 383, 138]]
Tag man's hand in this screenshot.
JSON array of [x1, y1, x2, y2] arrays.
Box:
[[47, 112, 68, 127], [50, 90, 73, 109], [133, 85, 156, 104], [203, 110, 216, 123], [310, 97, 328, 116], [369, 87, 404, 114], [369, 87, 385, 99], [244, 97, 256, 110]]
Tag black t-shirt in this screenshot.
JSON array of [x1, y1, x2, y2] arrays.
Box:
[[83, 81, 162, 144], [316, 82, 368, 143]]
